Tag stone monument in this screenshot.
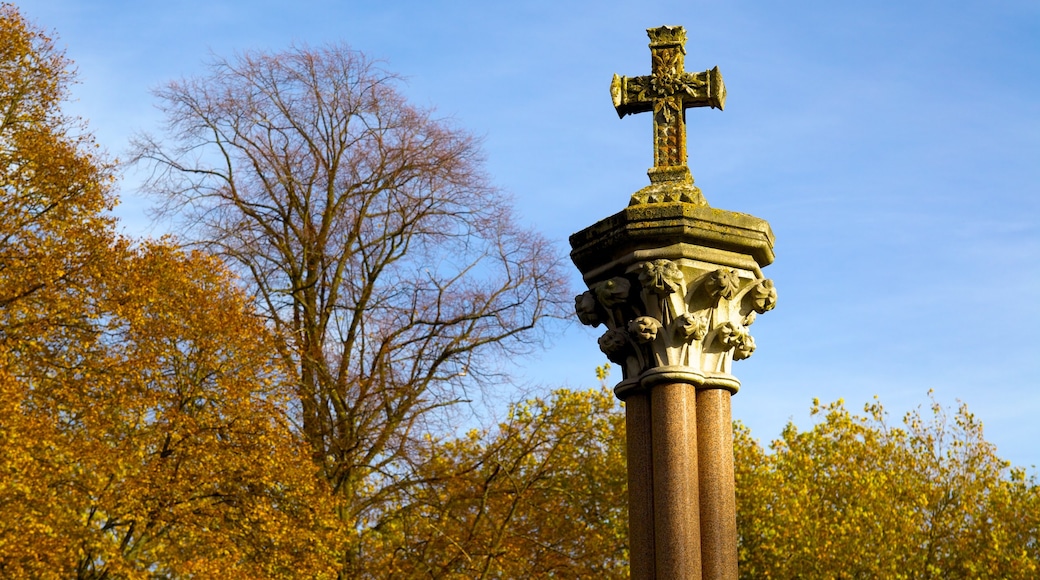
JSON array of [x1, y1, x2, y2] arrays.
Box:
[[570, 26, 777, 580]]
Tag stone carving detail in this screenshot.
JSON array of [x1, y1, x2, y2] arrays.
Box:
[[575, 291, 603, 327], [629, 67, 711, 126], [629, 316, 663, 343], [748, 278, 778, 313], [705, 268, 740, 300], [716, 321, 756, 361], [674, 312, 708, 341], [639, 259, 683, 295], [611, 25, 726, 189], [598, 329, 630, 364], [646, 24, 686, 47], [741, 311, 757, 327], [593, 277, 631, 307], [574, 258, 778, 382]]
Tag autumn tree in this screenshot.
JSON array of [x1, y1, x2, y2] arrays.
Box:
[[1, 7, 342, 577], [365, 383, 629, 578], [734, 395, 1040, 580], [0, 2, 114, 342], [130, 43, 568, 548], [2, 244, 344, 578]]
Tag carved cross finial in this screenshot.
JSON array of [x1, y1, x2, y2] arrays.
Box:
[[611, 26, 726, 185]]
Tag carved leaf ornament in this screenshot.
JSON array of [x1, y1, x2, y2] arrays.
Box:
[[750, 279, 778, 313], [705, 268, 741, 300], [674, 312, 708, 342], [718, 321, 756, 361], [629, 316, 663, 343], [574, 292, 602, 327], [627, 50, 710, 125], [598, 329, 630, 364], [639, 259, 683, 295], [594, 277, 631, 308]]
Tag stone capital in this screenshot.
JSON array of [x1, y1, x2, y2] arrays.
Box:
[[570, 202, 776, 399]]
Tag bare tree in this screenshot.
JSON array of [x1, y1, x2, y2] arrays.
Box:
[[130, 44, 567, 524]]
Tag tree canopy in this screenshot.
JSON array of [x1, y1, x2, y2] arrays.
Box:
[[735, 395, 1040, 579], [1, 7, 340, 577]]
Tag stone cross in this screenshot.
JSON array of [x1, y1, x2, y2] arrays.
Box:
[[611, 26, 726, 185], [571, 24, 776, 580]]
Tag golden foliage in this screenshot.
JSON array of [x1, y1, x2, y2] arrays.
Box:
[[0, 3, 114, 341], [2, 244, 345, 578], [359, 386, 629, 579], [735, 395, 1040, 580], [0, 7, 343, 577]]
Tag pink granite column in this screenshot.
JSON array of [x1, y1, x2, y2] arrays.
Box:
[[624, 390, 656, 580], [696, 387, 738, 580], [650, 382, 701, 579]]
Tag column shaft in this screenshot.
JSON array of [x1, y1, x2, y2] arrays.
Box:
[[650, 382, 701, 579], [625, 391, 656, 580], [696, 388, 738, 580]]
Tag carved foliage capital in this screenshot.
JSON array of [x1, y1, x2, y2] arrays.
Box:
[[573, 258, 778, 383]]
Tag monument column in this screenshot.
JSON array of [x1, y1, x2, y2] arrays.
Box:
[[570, 26, 777, 580]]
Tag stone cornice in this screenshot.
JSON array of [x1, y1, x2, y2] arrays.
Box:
[[569, 202, 775, 280]]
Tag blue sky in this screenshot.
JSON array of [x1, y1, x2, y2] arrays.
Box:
[[18, 1, 1040, 469]]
